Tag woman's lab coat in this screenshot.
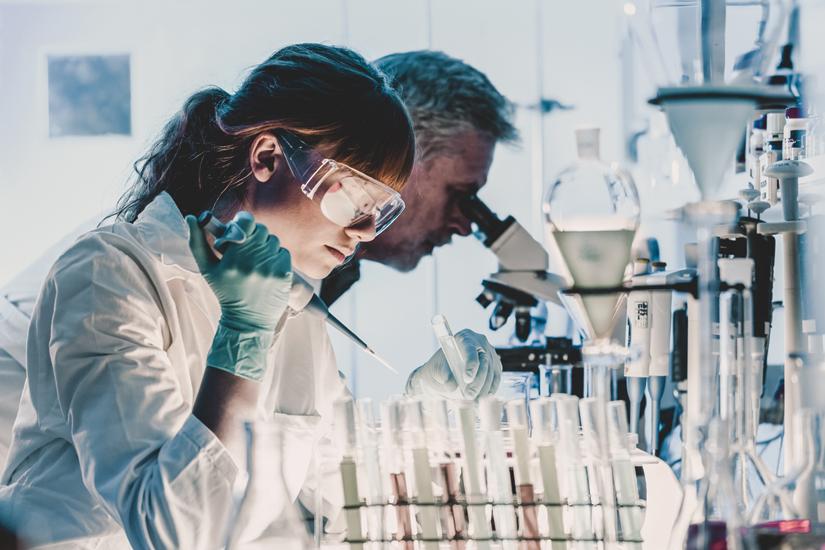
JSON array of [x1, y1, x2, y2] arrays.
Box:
[[0, 220, 97, 466], [0, 192, 348, 549]]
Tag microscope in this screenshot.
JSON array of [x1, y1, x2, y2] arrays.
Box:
[[459, 195, 583, 395]]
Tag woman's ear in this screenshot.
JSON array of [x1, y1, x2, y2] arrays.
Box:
[[249, 133, 283, 183]]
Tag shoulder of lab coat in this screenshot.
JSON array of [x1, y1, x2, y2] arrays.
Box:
[[14, 200, 238, 549]]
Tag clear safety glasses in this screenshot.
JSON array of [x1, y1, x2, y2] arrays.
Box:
[[276, 130, 406, 236]]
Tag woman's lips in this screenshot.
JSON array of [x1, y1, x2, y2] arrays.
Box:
[[325, 245, 346, 263]]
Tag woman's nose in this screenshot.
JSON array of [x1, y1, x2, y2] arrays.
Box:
[[345, 218, 377, 243]]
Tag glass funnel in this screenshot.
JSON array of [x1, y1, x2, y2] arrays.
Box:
[[543, 127, 640, 398]]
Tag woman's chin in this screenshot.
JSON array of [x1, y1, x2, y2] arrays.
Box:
[[293, 259, 334, 281]]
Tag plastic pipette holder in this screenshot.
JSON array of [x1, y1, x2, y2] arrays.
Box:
[[338, 497, 646, 545]]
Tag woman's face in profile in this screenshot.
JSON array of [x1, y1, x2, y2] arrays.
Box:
[[244, 135, 378, 279]]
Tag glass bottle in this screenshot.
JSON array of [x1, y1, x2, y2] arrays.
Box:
[[225, 421, 312, 550]]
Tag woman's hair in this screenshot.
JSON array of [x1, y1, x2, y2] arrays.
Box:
[[114, 43, 415, 222]]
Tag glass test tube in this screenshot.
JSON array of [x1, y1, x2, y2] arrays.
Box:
[[530, 398, 567, 549], [478, 397, 519, 550], [381, 399, 413, 549], [422, 398, 466, 549], [580, 397, 619, 545], [506, 399, 541, 549], [356, 399, 386, 544], [555, 395, 595, 548], [334, 398, 366, 549], [402, 400, 441, 550], [456, 401, 492, 550], [606, 401, 643, 548]]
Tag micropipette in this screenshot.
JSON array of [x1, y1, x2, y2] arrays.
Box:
[[197, 212, 397, 373], [431, 314, 470, 395]]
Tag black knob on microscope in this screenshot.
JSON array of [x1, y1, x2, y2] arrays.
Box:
[[514, 308, 532, 342], [490, 300, 514, 330], [476, 291, 494, 308]]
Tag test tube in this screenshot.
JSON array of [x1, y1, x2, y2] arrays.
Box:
[[380, 399, 413, 549], [356, 399, 386, 543], [456, 401, 492, 550], [606, 401, 643, 548], [554, 395, 595, 548], [579, 398, 619, 545], [432, 315, 470, 395], [506, 399, 541, 549], [530, 398, 566, 549], [478, 397, 518, 550], [334, 398, 365, 549], [422, 398, 466, 548], [402, 400, 440, 550]]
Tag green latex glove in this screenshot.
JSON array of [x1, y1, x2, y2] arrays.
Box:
[[186, 211, 293, 380]]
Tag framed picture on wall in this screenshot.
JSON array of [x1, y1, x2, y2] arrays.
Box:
[[47, 54, 131, 137]]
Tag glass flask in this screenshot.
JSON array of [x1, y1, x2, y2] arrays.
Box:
[[670, 418, 750, 550], [543, 127, 640, 356], [225, 421, 313, 550], [750, 408, 825, 533]]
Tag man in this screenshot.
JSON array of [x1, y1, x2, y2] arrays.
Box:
[[321, 50, 518, 303]]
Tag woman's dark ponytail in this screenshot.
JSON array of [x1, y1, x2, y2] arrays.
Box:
[[115, 87, 233, 222]]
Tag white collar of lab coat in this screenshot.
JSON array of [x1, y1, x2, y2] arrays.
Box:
[[134, 192, 199, 274]]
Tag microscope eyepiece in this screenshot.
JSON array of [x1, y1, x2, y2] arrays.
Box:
[[459, 195, 514, 247]]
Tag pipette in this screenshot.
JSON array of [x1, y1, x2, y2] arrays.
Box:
[[646, 261, 672, 456], [431, 314, 469, 395], [625, 258, 651, 439], [197, 212, 397, 373]]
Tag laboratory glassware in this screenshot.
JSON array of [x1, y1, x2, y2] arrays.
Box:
[[543, 127, 640, 402]]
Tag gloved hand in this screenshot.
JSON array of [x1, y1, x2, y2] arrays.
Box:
[[186, 211, 293, 380], [405, 329, 502, 400]]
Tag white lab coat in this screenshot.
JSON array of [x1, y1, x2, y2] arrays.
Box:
[[0, 220, 99, 467], [0, 192, 348, 549]]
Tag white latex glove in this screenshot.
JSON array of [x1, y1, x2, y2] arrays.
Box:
[[405, 329, 502, 400]]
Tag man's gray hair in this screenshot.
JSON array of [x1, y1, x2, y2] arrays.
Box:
[[375, 50, 518, 161]]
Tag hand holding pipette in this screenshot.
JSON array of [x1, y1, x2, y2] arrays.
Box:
[[196, 211, 397, 374], [405, 314, 502, 399]]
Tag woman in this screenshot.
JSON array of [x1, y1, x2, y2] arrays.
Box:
[[0, 43, 501, 549]]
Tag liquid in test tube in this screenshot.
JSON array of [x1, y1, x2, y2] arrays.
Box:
[[506, 399, 541, 550], [333, 398, 365, 550]]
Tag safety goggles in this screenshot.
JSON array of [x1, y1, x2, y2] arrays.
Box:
[[276, 130, 406, 236]]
